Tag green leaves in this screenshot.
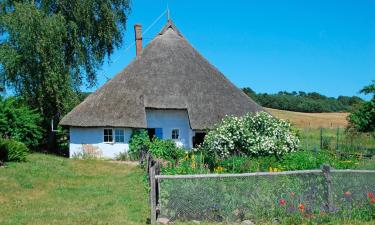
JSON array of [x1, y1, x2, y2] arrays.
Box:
[[0, 2, 75, 119], [0, 138, 30, 162], [348, 81, 375, 133], [129, 129, 150, 159], [0, 0, 130, 138], [359, 80, 375, 97], [201, 112, 300, 159], [148, 138, 184, 162], [128, 129, 184, 162], [0, 96, 43, 149]]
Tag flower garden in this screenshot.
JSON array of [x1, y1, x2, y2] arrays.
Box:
[[157, 170, 375, 224], [128, 112, 375, 224]]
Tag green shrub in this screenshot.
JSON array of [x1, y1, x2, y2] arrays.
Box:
[[0, 139, 29, 162], [348, 81, 375, 133], [280, 150, 358, 171], [149, 138, 184, 162], [128, 129, 150, 159], [201, 112, 300, 160], [128, 129, 185, 162], [0, 97, 43, 149]]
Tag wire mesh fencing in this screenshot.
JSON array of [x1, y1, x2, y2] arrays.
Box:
[[300, 127, 375, 157], [151, 167, 375, 223]]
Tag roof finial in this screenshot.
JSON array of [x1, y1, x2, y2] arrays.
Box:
[[167, 3, 170, 21]]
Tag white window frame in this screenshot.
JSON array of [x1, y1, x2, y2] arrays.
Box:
[[171, 128, 180, 140], [103, 128, 113, 143], [114, 128, 125, 143]]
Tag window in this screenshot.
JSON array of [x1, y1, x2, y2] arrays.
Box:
[[104, 128, 113, 143], [115, 129, 125, 143], [171, 129, 179, 140]]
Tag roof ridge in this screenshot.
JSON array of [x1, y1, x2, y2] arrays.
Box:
[[159, 19, 183, 37]]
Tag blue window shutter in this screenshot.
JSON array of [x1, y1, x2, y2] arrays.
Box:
[[155, 128, 163, 139]]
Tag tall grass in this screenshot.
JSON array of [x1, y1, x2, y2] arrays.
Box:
[[299, 127, 375, 155]]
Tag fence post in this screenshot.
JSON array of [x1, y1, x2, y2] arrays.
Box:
[[322, 165, 334, 212], [336, 127, 339, 151], [150, 165, 157, 225], [320, 127, 323, 150]]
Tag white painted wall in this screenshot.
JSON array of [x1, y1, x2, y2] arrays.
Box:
[[69, 127, 132, 159], [146, 109, 193, 148], [69, 109, 194, 158]]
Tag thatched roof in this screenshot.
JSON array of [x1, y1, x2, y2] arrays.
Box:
[[60, 20, 263, 130]]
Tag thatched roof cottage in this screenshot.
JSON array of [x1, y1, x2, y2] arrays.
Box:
[[60, 19, 262, 158]]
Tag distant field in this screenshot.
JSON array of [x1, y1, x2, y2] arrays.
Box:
[[266, 108, 349, 128]]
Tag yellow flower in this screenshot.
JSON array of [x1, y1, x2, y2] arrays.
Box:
[[184, 152, 189, 160], [269, 166, 282, 172], [214, 166, 225, 173]]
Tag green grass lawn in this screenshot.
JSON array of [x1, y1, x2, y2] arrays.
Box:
[[0, 153, 148, 225], [1, 153, 374, 225]]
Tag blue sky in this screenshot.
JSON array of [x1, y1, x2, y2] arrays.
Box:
[[92, 0, 375, 100]]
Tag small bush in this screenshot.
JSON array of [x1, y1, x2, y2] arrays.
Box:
[[128, 129, 150, 159], [128, 129, 185, 162], [280, 150, 358, 170], [0, 139, 29, 162], [0, 97, 43, 149], [149, 138, 184, 162], [200, 112, 300, 160]]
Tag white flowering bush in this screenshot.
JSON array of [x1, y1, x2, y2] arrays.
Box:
[[201, 112, 300, 159]]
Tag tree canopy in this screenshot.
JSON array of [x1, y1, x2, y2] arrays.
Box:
[[243, 88, 364, 113], [348, 81, 375, 133], [0, 0, 130, 126]]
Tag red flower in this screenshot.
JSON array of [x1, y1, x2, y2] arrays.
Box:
[[368, 192, 374, 198], [298, 203, 305, 212], [371, 197, 375, 204], [344, 191, 351, 197], [279, 199, 286, 206], [290, 192, 295, 197]]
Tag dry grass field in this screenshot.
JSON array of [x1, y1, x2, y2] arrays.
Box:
[[266, 108, 349, 128]]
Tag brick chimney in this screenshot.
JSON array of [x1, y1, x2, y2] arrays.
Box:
[[134, 24, 142, 56]]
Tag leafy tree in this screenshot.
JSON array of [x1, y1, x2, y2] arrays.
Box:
[[348, 81, 375, 133], [0, 96, 42, 149], [0, 0, 130, 138]]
